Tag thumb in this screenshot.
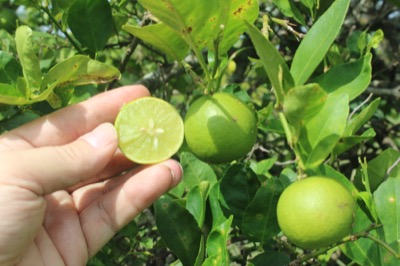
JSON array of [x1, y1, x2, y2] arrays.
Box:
[[2, 123, 119, 195]]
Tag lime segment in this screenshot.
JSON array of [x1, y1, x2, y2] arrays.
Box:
[[115, 97, 184, 164]]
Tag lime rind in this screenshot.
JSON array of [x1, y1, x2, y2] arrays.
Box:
[[115, 97, 184, 164]]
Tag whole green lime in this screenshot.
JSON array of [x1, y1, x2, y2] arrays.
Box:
[[184, 92, 258, 164], [277, 177, 356, 250], [0, 8, 18, 32]]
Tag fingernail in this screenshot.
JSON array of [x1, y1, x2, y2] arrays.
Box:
[[163, 161, 183, 188], [81, 123, 118, 148]]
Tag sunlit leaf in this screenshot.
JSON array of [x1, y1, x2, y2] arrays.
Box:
[[374, 177, 400, 251], [296, 94, 349, 169], [290, 0, 350, 85], [283, 83, 327, 127], [203, 216, 233, 266], [0, 83, 26, 105], [40, 55, 120, 93], [245, 21, 294, 104], [15, 26, 42, 92], [123, 23, 189, 61], [219, 0, 259, 54], [313, 54, 372, 101], [186, 181, 211, 227], [272, 0, 305, 25], [179, 152, 218, 193], [138, 0, 258, 56]]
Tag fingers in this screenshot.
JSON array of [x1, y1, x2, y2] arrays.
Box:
[[67, 150, 136, 192], [0, 123, 118, 195], [0, 85, 150, 150], [77, 160, 183, 256]]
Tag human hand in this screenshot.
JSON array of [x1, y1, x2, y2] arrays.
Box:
[[0, 85, 183, 266]]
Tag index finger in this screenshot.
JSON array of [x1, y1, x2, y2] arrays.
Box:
[[0, 85, 150, 150]]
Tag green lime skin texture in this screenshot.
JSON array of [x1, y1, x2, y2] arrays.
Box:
[[277, 176, 357, 250], [184, 92, 258, 164], [115, 97, 184, 164]]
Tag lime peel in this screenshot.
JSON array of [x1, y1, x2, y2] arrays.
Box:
[[277, 176, 357, 250], [184, 92, 258, 164]]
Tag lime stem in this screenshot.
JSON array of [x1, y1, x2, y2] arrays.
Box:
[[39, 6, 83, 54], [290, 223, 384, 265]]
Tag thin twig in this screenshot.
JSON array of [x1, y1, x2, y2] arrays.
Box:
[[348, 93, 373, 121], [290, 224, 383, 265], [39, 6, 83, 54], [385, 156, 400, 181], [105, 36, 140, 91]]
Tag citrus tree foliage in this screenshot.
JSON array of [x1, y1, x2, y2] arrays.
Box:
[[1, 0, 400, 265]]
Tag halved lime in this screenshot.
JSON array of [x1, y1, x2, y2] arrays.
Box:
[[115, 97, 184, 164]]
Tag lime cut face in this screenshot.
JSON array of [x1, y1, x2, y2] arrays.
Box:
[[115, 97, 184, 164]]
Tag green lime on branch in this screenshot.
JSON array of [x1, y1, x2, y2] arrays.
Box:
[[184, 92, 258, 164], [115, 97, 184, 164], [277, 176, 357, 250]]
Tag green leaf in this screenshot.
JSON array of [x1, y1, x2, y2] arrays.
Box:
[[154, 196, 202, 266], [179, 152, 218, 193], [203, 216, 233, 266], [0, 83, 26, 105], [46, 91, 62, 109], [283, 83, 327, 126], [15, 26, 42, 93], [67, 0, 113, 52], [138, 0, 258, 56], [249, 157, 278, 178], [250, 251, 290, 266], [0, 110, 40, 132], [313, 54, 372, 101], [272, 0, 306, 25], [123, 23, 189, 61], [40, 55, 120, 94], [242, 178, 284, 244], [208, 182, 227, 228], [219, 163, 260, 227], [186, 181, 211, 227], [137, 0, 221, 54], [374, 177, 400, 251], [341, 207, 382, 266], [290, 0, 350, 85], [0, 51, 22, 87], [345, 97, 381, 137], [333, 128, 376, 155], [296, 94, 349, 169], [219, 0, 259, 54], [354, 148, 400, 192], [245, 21, 294, 104]]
